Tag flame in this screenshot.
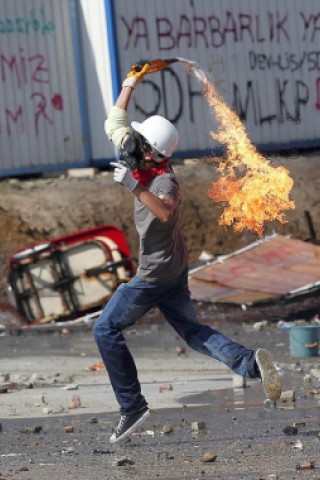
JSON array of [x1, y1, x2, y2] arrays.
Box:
[[180, 59, 295, 236]]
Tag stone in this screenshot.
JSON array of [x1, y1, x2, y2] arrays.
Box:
[[175, 346, 186, 355], [64, 425, 74, 433], [43, 407, 53, 415], [202, 452, 217, 463], [89, 417, 98, 423], [161, 424, 173, 434], [282, 426, 298, 436], [69, 394, 81, 409], [112, 456, 134, 466], [61, 384, 79, 391], [191, 421, 206, 431], [159, 383, 173, 393], [24, 425, 42, 434]]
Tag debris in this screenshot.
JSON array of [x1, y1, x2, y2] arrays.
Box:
[[310, 368, 320, 380], [277, 320, 291, 329], [198, 250, 214, 261], [0, 374, 10, 383], [264, 399, 277, 410], [64, 426, 74, 433], [161, 424, 173, 434], [89, 417, 98, 424], [189, 235, 320, 306], [69, 394, 81, 409], [17, 467, 29, 472], [292, 364, 303, 373], [180, 418, 190, 428], [159, 383, 173, 393], [7, 224, 134, 325], [0, 386, 8, 394], [175, 346, 186, 355], [201, 452, 217, 463], [303, 374, 312, 384], [0, 453, 23, 458], [293, 440, 304, 451], [156, 451, 174, 461], [92, 448, 111, 455], [53, 406, 68, 414], [295, 461, 315, 470], [307, 389, 320, 395], [23, 425, 42, 434], [277, 390, 295, 407], [253, 320, 268, 331], [88, 361, 105, 371], [61, 384, 79, 391], [62, 447, 75, 454], [281, 390, 295, 402], [191, 422, 206, 432], [112, 456, 135, 466], [282, 426, 298, 436], [132, 429, 155, 437], [42, 407, 53, 415], [293, 421, 305, 428], [232, 374, 246, 389]]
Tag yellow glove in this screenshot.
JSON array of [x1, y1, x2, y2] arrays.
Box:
[[122, 62, 150, 89]]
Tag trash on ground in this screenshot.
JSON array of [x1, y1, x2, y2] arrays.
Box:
[[293, 440, 304, 450], [159, 383, 173, 393], [191, 421, 206, 432], [189, 234, 320, 306], [88, 361, 105, 371], [175, 346, 186, 355], [61, 384, 79, 390], [282, 426, 298, 436], [6, 225, 135, 325], [112, 456, 135, 466], [64, 425, 74, 433], [295, 460, 315, 470]]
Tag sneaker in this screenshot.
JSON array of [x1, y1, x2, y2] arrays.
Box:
[[255, 349, 282, 401], [110, 407, 150, 444]]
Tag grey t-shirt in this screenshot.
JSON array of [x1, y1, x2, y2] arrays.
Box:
[[135, 173, 188, 283]]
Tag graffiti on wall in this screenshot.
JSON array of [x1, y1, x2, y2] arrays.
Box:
[[119, 8, 320, 130], [0, 8, 63, 138]]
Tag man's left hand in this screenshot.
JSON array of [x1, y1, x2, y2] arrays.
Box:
[[110, 162, 138, 192]]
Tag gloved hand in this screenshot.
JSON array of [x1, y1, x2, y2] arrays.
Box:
[[122, 62, 150, 89], [110, 162, 139, 192]]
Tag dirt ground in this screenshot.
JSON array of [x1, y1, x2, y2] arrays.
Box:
[[0, 152, 320, 305]]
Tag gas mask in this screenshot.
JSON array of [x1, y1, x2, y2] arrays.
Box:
[[119, 132, 148, 171]]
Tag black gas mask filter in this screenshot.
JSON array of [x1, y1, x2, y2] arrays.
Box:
[[119, 132, 150, 171]]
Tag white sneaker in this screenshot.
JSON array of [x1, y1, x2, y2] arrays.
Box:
[[255, 349, 282, 401]]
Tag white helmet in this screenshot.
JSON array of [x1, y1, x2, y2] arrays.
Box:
[[131, 115, 179, 158]]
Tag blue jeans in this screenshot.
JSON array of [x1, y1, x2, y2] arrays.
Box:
[[93, 269, 258, 415]]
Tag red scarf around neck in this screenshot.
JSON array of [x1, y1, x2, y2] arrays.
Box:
[[132, 160, 168, 187]]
